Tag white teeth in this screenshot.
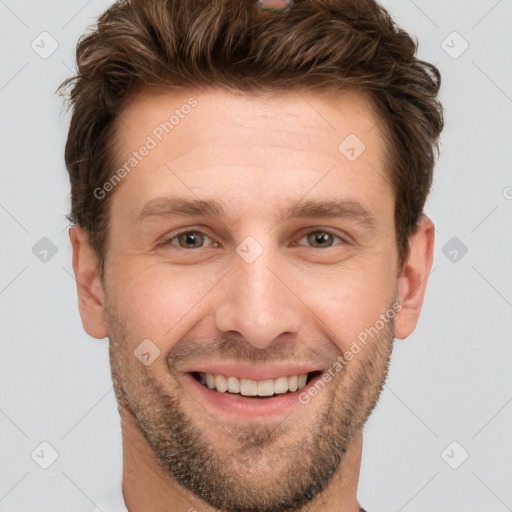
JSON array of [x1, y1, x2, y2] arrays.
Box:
[[240, 378, 258, 396], [274, 376, 289, 394], [288, 375, 298, 392], [197, 372, 311, 396], [214, 375, 228, 393], [227, 376, 240, 393], [257, 379, 275, 396]]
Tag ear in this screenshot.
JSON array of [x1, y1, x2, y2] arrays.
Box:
[[69, 225, 108, 339], [394, 215, 435, 340]]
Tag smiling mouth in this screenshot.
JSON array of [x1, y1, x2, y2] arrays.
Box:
[[190, 371, 322, 398]]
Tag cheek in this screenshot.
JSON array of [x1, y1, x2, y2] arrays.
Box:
[[298, 257, 396, 351], [107, 261, 213, 343]]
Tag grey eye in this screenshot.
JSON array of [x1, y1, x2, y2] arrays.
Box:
[[305, 231, 338, 248], [176, 231, 206, 249]]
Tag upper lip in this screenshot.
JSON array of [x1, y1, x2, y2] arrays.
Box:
[[185, 362, 324, 381]]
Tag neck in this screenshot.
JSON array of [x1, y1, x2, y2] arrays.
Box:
[[120, 408, 364, 512]]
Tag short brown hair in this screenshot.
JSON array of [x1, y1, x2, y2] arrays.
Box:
[[59, 0, 444, 278]]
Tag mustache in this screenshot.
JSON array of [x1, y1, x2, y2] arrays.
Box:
[[167, 336, 340, 369]]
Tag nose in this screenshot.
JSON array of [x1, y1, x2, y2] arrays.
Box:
[[215, 248, 303, 350]]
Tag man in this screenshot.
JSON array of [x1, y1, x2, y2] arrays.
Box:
[[60, 0, 443, 510]]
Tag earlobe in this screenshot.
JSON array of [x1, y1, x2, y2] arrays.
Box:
[[69, 225, 109, 340], [394, 215, 435, 340]]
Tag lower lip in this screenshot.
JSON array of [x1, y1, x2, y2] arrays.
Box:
[[183, 373, 322, 419]]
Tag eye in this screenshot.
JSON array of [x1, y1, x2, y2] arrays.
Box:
[[297, 230, 347, 249], [158, 230, 216, 250]]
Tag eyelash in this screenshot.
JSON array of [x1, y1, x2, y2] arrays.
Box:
[[157, 228, 350, 250]]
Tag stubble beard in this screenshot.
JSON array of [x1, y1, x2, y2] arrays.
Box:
[[106, 301, 395, 512]]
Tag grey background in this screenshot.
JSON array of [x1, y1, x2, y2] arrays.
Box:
[[1, 0, 511, 511]]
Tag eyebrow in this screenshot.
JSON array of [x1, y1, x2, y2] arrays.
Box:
[[138, 197, 224, 220], [286, 199, 376, 231], [137, 196, 377, 231]]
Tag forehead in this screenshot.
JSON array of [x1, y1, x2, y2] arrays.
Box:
[[110, 87, 391, 222], [116, 86, 382, 153]]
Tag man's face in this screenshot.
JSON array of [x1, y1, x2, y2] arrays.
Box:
[[100, 88, 399, 511]]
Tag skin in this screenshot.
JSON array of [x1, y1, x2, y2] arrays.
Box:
[[70, 87, 435, 512]]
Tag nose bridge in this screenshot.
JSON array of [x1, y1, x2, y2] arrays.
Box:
[[215, 242, 302, 349]]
